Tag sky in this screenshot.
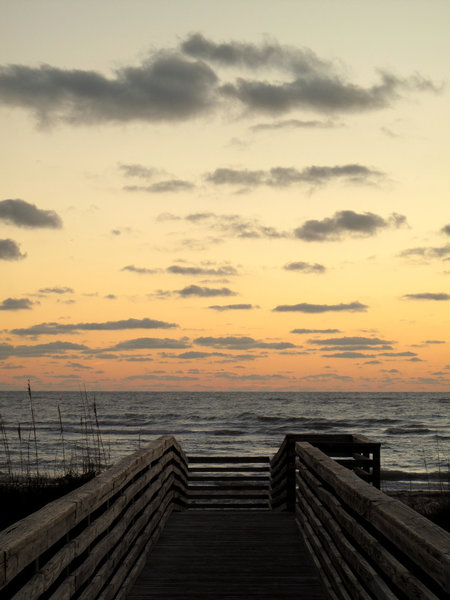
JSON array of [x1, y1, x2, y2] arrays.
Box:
[[1, 0, 449, 392]]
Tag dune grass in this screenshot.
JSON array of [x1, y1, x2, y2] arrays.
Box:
[[0, 383, 110, 530]]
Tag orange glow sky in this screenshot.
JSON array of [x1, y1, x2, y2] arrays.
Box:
[[1, 1, 449, 391]]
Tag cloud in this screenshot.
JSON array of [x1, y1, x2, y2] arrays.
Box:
[[442, 224, 450, 236], [250, 118, 337, 131], [124, 180, 194, 193], [273, 301, 368, 313], [291, 328, 340, 334], [181, 33, 330, 73], [122, 264, 159, 275], [205, 168, 265, 186], [157, 211, 287, 239], [220, 71, 438, 116], [378, 351, 418, 357], [284, 261, 325, 274], [194, 335, 296, 350], [0, 54, 218, 126], [294, 211, 405, 241], [0, 34, 439, 127], [0, 199, 62, 228], [208, 304, 256, 311], [38, 286, 74, 294], [0, 238, 26, 260], [215, 372, 288, 381], [402, 293, 450, 301], [182, 34, 438, 114], [322, 352, 376, 359], [205, 164, 384, 188], [10, 317, 177, 336], [110, 337, 190, 350], [118, 163, 158, 179], [308, 336, 392, 347], [398, 244, 450, 260], [167, 264, 237, 276], [0, 341, 88, 359], [172, 351, 228, 359], [0, 298, 33, 310], [300, 373, 353, 382], [176, 285, 237, 297]]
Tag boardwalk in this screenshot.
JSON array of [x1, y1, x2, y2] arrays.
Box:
[[127, 511, 328, 599]]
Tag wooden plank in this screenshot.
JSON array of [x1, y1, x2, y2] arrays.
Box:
[[296, 442, 450, 593], [9, 451, 185, 600], [79, 491, 174, 600], [296, 510, 352, 600], [188, 476, 269, 485], [50, 475, 176, 600], [189, 465, 269, 472], [0, 436, 182, 588], [127, 511, 328, 599], [101, 500, 174, 600], [296, 499, 372, 600], [299, 463, 441, 600], [188, 456, 269, 463], [296, 473, 398, 600]]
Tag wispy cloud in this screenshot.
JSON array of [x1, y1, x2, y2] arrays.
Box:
[[176, 285, 237, 297], [308, 336, 391, 346], [402, 293, 450, 301], [322, 351, 376, 359], [399, 244, 450, 260], [167, 264, 238, 276], [38, 286, 74, 294], [109, 337, 190, 350], [291, 328, 341, 334], [122, 265, 159, 275], [0, 239, 26, 260], [10, 317, 177, 336], [0, 341, 88, 358], [159, 212, 287, 239], [250, 118, 338, 132], [194, 335, 296, 350], [205, 164, 384, 188], [208, 304, 256, 311], [118, 163, 159, 179], [284, 261, 325, 274], [274, 301, 368, 313], [0, 199, 62, 228], [124, 180, 194, 193]]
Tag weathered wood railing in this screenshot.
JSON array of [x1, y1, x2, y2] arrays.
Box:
[[188, 456, 270, 509], [295, 441, 450, 600], [270, 433, 380, 511], [2, 433, 449, 599], [0, 436, 188, 600]]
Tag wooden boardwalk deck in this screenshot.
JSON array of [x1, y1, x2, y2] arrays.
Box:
[[126, 511, 328, 599]]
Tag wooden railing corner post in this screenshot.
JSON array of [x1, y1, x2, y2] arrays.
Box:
[[287, 435, 296, 512]]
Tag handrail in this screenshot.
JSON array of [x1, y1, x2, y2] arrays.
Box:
[[295, 441, 450, 599], [270, 433, 381, 511], [0, 435, 188, 600]]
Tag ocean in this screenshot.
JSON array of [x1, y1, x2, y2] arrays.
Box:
[[0, 391, 449, 490]]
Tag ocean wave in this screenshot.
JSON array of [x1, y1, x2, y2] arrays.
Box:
[[381, 469, 448, 481], [210, 429, 246, 436], [384, 426, 431, 435]]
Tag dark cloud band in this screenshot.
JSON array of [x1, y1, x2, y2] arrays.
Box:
[[274, 301, 368, 313]]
